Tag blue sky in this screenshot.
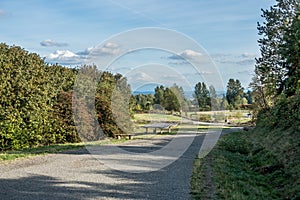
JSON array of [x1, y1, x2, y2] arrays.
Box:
[[0, 0, 276, 91]]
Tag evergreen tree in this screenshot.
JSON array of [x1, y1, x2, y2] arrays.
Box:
[[134, 94, 154, 112], [280, 7, 300, 95], [163, 88, 180, 112], [194, 82, 210, 110], [220, 95, 229, 110], [244, 90, 253, 104], [154, 85, 184, 111], [252, 0, 299, 101], [95, 71, 133, 137], [209, 85, 218, 110], [226, 79, 244, 109], [154, 85, 165, 105], [170, 84, 187, 112]]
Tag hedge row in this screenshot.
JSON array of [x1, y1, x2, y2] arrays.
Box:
[[0, 43, 132, 150]]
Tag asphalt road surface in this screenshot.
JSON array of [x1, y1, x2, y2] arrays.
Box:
[[0, 133, 208, 200]]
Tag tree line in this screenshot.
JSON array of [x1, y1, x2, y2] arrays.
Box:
[[0, 43, 131, 150], [0, 43, 254, 151], [133, 79, 253, 113]]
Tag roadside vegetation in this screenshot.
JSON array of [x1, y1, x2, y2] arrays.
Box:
[[0, 143, 84, 161], [192, 0, 300, 199], [191, 95, 300, 199], [0, 137, 136, 162]]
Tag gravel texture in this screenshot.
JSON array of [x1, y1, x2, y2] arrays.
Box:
[[0, 133, 205, 200]]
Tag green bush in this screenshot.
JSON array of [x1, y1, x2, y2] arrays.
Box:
[[198, 114, 212, 122], [0, 44, 54, 150], [52, 91, 81, 143], [0, 44, 134, 150], [213, 113, 226, 122], [256, 94, 300, 130], [94, 71, 133, 138]]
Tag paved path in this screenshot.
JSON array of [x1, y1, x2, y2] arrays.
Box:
[[0, 133, 206, 200]]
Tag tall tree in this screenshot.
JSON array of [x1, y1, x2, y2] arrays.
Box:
[[0, 44, 81, 149], [280, 7, 300, 95], [153, 84, 188, 112], [0, 44, 55, 149], [226, 79, 244, 109], [170, 84, 187, 112], [252, 0, 299, 101], [244, 90, 253, 104], [163, 87, 180, 112], [154, 85, 165, 105], [111, 75, 133, 135], [209, 85, 218, 110], [134, 94, 154, 112], [194, 82, 210, 110], [95, 71, 133, 138], [220, 95, 229, 110]]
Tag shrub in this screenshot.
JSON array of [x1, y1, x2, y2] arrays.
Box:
[[199, 114, 212, 122], [256, 94, 300, 130]]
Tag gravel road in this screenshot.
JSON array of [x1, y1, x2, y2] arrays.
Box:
[[0, 133, 206, 200]]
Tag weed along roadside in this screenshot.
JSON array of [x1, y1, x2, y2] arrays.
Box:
[[0, 143, 83, 162], [191, 97, 300, 199], [0, 138, 132, 163], [190, 0, 300, 197]]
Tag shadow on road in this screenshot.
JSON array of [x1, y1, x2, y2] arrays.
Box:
[[0, 134, 206, 200]]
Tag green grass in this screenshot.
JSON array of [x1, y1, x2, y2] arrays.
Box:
[[211, 132, 281, 200], [133, 113, 182, 123], [134, 111, 252, 126], [191, 128, 300, 199], [0, 137, 134, 162], [186, 110, 252, 123], [191, 155, 215, 199], [0, 143, 84, 162], [133, 122, 231, 136]]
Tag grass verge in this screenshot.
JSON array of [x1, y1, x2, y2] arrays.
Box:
[[0, 143, 84, 162], [0, 138, 133, 162], [133, 113, 182, 123], [191, 128, 300, 199]]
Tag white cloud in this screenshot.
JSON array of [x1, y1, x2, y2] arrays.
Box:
[[48, 50, 78, 59], [45, 42, 121, 65], [40, 39, 68, 47], [181, 49, 203, 58], [169, 49, 203, 60], [167, 49, 209, 66], [131, 72, 154, 82], [78, 42, 120, 56], [47, 50, 81, 64], [103, 42, 119, 49]]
